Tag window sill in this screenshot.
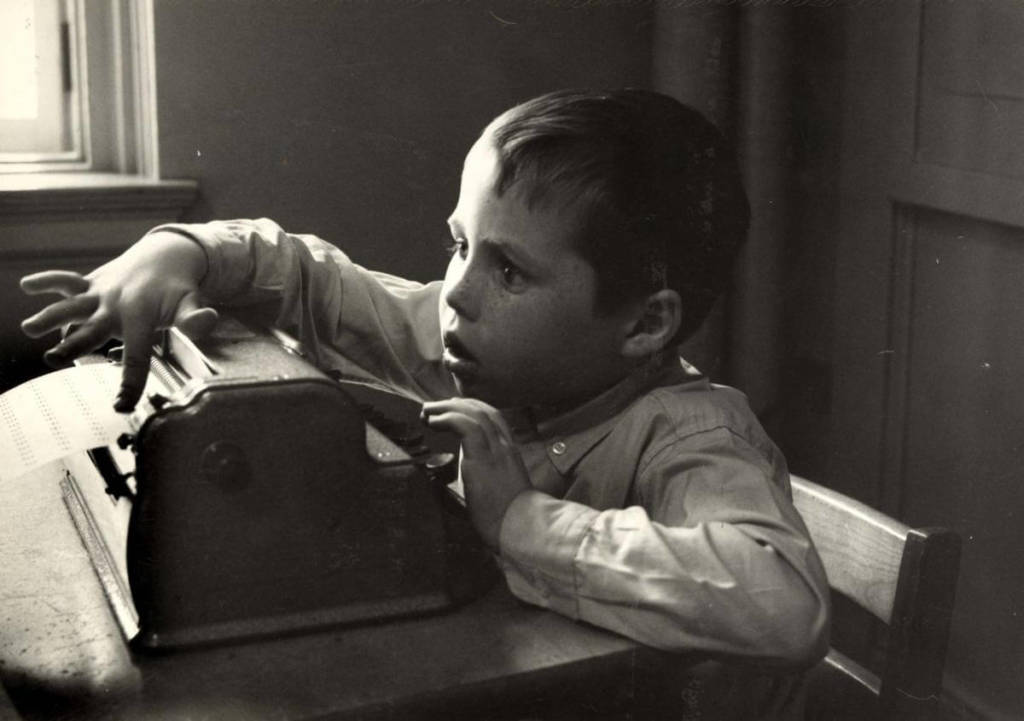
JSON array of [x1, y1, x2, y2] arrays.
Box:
[[0, 173, 198, 215]]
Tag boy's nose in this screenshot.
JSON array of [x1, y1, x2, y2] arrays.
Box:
[[441, 264, 479, 321]]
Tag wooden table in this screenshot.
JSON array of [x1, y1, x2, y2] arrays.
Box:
[[0, 461, 685, 721]]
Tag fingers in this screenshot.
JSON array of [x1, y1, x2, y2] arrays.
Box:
[[112, 292, 215, 409], [173, 292, 219, 339], [20, 254, 211, 413], [422, 398, 531, 549], [43, 318, 112, 368], [20, 270, 90, 297], [115, 315, 156, 412], [421, 398, 513, 456], [422, 397, 513, 434], [422, 410, 494, 456], [21, 294, 99, 338]]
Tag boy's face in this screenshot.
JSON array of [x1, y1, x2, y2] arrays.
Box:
[[440, 134, 637, 410]]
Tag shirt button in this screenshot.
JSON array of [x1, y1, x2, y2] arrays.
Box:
[[551, 441, 566, 455]]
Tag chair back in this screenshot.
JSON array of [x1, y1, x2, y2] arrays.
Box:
[[790, 475, 960, 721]]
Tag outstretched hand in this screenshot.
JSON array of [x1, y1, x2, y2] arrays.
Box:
[[19, 232, 217, 412], [421, 397, 533, 549]]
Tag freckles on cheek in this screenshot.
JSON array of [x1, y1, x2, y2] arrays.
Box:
[[510, 303, 559, 338]]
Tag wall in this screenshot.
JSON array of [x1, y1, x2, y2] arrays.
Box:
[[153, 0, 655, 282], [771, 9, 844, 481]]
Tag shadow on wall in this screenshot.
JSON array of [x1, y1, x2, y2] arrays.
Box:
[[154, 0, 658, 281]]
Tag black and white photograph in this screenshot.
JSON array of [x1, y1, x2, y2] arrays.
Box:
[[0, 1, 1020, 720]]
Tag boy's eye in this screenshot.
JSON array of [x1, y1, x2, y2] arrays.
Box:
[[500, 260, 526, 289], [445, 236, 468, 258]]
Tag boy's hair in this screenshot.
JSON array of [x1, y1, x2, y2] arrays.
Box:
[[486, 88, 749, 345]]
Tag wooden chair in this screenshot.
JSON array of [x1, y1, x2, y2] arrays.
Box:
[[790, 475, 961, 721]]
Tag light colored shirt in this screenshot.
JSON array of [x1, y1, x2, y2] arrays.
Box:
[[154, 218, 830, 718]]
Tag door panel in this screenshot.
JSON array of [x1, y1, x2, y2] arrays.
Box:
[[831, 3, 1024, 717], [895, 208, 1024, 716]]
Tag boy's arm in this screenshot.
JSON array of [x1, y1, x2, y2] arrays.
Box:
[[152, 218, 456, 401], [496, 429, 831, 667], [23, 217, 456, 408]]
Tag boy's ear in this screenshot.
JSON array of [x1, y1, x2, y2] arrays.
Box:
[[620, 289, 682, 358]]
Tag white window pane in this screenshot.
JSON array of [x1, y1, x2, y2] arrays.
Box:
[[0, 0, 72, 156], [0, 0, 39, 120]]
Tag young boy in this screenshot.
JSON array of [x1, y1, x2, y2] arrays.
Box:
[[21, 89, 829, 717]]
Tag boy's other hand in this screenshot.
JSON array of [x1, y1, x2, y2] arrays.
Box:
[[19, 232, 215, 412], [421, 398, 532, 549]]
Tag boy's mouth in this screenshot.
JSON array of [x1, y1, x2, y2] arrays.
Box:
[[442, 334, 478, 374]]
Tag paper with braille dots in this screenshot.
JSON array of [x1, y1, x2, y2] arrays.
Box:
[[0, 364, 134, 482]]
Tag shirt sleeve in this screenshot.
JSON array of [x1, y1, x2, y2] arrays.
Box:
[[497, 427, 831, 666], [149, 218, 457, 401]]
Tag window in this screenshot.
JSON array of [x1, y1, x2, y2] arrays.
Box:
[[0, 0, 158, 177], [0, 0, 71, 161]]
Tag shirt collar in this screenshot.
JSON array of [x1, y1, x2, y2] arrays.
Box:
[[503, 355, 706, 474]]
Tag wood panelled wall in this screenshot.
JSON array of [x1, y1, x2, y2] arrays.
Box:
[[822, 4, 1024, 719]]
